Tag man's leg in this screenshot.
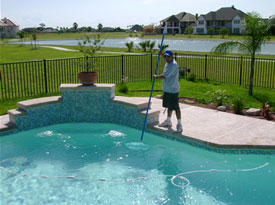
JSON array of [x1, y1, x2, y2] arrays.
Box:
[[175, 108, 182, 132], [175, 109, 181, 120]]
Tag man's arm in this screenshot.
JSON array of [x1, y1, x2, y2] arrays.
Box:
[[153, 74, 166, 79]]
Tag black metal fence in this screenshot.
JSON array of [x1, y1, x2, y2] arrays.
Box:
[[0, 53, 275, 100]]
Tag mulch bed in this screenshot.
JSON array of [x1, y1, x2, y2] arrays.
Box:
[[178, 97, 275, 122]]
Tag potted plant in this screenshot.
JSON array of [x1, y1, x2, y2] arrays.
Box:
[[77, 34, 104, 85]]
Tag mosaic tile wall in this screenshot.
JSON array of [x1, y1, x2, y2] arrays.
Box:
[[0, 88, 150, 136]]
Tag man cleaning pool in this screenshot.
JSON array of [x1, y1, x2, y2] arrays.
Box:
[[153, 50, 182, 133]]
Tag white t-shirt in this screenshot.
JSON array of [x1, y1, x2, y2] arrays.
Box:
[[162, 59, 180, 93]]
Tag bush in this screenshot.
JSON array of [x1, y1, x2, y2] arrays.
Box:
[[232, 98, 244, 114], [197, 97, 208, 104], [187, 73, 196, 82], [207, 89, 227, 106], [125, 41, 134, 52], [118, 83, 129, 94]]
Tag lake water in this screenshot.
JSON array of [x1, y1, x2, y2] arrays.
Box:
[[10, 37, 275, 55]]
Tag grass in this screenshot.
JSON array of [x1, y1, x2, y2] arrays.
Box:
[[0, 46, 274, 100], [1, 79, 274, 115], [0, 44, 124, 63]]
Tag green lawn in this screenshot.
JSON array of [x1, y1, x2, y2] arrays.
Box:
[[0, 44, 274, 100], [1, 79, 274, 115]]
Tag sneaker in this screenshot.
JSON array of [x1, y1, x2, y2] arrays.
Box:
[[175, 123, 182, 133], [159, 119, 172, 127]]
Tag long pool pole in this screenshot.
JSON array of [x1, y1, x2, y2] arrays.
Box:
[[140, 31, 165, 141]]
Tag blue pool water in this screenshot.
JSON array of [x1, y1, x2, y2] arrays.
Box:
[[0, 123, 274, 204]]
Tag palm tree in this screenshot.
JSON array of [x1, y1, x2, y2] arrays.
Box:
[[138, 41, 147, 52], [125, 41, 134, 52], [212, 12, 270, 96], [149, 41, 155, 52], [158, 43, 169, 53]]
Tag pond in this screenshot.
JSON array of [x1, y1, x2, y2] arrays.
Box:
[[9, 37, 275, 55]]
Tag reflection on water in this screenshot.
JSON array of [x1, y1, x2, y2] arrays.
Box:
[[8, 37, 275, 55]]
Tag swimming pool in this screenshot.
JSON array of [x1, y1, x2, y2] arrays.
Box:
[[1, 122, 274, 204]]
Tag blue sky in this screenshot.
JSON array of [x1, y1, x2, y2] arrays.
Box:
[[1, 0, 274, 29]]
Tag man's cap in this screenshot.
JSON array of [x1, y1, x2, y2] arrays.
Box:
[[163, 50, 173, 57]]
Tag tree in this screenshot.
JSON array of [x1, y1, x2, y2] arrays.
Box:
[[40, 23, 46, 27], [97, 23, 103, 32], [73, 22, 78, 32], [78, 34, 105, 71], [212, 12, 270, 96], [16, 30, 28, 46], [218, 28, 230, 38], [158, 44, 169, 53], [268, 14, 275, 35], [30, 29, 38, 49], [208, 27, 215, 37], [138, 41, 147, 52], [125, 41, 134, 52], [149, 41, 156, 52], [185, 27, 194, 38]]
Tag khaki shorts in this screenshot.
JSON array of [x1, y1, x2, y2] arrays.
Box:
[[163, 92, 179, 111]]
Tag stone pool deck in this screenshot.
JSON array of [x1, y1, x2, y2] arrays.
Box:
[[1, 95, 275, 150]]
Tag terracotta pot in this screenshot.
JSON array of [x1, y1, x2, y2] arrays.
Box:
[[77, 71, 98, 85]]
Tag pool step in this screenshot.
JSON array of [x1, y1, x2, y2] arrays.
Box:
[[112, 96, 149, 110], [0, 96, 62, 133], [0, 114, 16, 132], [8, 108, 27, 124], [17, 96, 61, 110], [112, 96, 160, 125]]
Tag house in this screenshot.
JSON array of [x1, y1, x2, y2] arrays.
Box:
[[159, 12, 196, 34], [143, 24, 157, 35], [195, 6, 246, 35], [0, 18, 19, 38]]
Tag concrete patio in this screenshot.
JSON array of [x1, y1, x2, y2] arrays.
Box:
[[114, 97, 275, 150]]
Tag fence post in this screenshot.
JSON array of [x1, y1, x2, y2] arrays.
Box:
[[204, 54, 208, 80], [239, 56, 243, 85], [150, 53, 153, 81], [121, 55, 124, 84], [174, 52, 177, 61], [86, 56, 89, 72], [43, 59, 48, 93]]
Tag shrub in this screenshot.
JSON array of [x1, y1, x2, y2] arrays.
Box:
[[118, 83, 129, 94], [232, 98, 244, 114], [218, 28, 230, 38], [207, 89, 227, 106], [197, 97, 208, 104], [125, 41, 134, 52], [187, 73, 196, 82]]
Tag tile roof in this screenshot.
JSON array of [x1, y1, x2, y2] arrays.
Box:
[[161, 12, 195, 22], [0, 18, 19, 27], [203, 7, 246, 21]]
